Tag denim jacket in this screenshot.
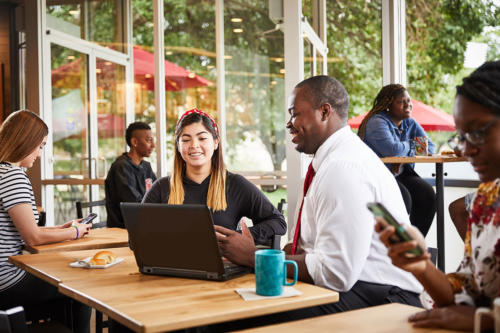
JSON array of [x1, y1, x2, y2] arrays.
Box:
[[362, 111, 435, 168]]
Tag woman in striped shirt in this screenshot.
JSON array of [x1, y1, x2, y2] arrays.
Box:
[[0, 110, 91, 332]]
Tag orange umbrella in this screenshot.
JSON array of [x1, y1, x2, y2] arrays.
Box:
[[348, 99, 456, 131]]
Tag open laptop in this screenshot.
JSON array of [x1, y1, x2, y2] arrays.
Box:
[[120, 203, 250, 281]]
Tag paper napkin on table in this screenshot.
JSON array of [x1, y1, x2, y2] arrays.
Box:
[[235, 287, 302, 301]]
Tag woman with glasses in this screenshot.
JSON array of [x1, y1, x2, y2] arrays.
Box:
[[375, 60, 500, 331], [358, 84, 436, 236]]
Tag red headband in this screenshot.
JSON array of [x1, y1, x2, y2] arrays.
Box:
[[176, 108, 218, 135]]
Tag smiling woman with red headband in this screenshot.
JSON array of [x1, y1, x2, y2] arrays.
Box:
[[142, 109, 286, 245]]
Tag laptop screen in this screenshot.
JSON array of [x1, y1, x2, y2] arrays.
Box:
[[121, 203, 225, 274]]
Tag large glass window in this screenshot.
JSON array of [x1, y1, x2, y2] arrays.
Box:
[[46, 2, 131, 225], [163, 0, 216, 168], [46, 0, 126, 52], [326, 0, 383, 117], [96, 59, 127, 178], [51, 45, 88, 180], [50, 45, 89, 223], [224, 0, 285, 176], [405, 0, 497, 151], [223, 0, 286, 207], [131, 0, 217, 172], [131, 2, 157, 173]]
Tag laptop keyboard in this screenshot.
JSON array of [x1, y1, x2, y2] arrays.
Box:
[[223, 261, 239, 269]]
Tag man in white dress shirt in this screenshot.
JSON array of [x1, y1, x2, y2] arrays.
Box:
[[215, 75, 423, 328]]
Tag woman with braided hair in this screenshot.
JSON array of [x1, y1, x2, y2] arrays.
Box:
[[142, 108, 286, 246], [375, 61, 500, 331], [359, 84, 436, 236]]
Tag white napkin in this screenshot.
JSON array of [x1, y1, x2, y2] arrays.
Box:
[[235, 287, 302, 301]]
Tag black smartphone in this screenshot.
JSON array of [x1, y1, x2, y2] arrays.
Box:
[[80, 213, 98, 225], [367, 202, 423, 256]]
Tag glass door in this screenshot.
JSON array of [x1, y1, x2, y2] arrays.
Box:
[[94, 58, 127, 220], [46, 41, 129, 225], [50, 44, 91, 223], [40, 0, 132, 226]]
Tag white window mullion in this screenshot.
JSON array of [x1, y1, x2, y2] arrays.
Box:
[[284, 0, 304, 239], [301, 18, 327, 57], [88, 53, 99, 202], [153, 0, 167, 177], [318, 0, 328, 75], [46, 29, 129, 66], [382, 0, 406, 85], [216, 0, 227, 155], [397, 0, 406, 86], [124, 0, 135, 127], [39, 1, 55, 226]]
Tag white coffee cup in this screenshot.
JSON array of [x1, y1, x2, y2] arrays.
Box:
[[475, 298, 500, 333]]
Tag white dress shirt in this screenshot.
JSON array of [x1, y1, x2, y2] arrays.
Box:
[[301, 126, 423, 294]]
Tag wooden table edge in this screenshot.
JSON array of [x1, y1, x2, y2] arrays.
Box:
[[380, 156, 467, 163], [58, 282, 338, 333], [146, 292, 340, 333], [59, 282, 144, 332], [231, 303, 458, 333], [9, 255, 62, 287], [24, 241, 130, 254]]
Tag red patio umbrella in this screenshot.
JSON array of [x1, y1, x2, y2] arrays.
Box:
[[51, 45, 213, 91], [132, 46, 213, 91], [97, 113, 125, 138], [348, 99, 456, 131]]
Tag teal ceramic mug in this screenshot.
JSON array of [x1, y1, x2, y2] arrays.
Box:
[[255, 249, 298, 296]]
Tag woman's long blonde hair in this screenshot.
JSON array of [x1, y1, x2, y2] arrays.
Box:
[[0, 110, 48, 163], [358, 84, 406, 140], [168, 112, 227, 211]]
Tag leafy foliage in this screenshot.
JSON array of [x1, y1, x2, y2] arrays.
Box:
[[324, 0, 383, 117], [406, 0, 498, 110], [48, 0, 499, 170]]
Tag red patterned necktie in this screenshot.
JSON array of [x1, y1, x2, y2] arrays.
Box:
[[291, 162, 316, 255]]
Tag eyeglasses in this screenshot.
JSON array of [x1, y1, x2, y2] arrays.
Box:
[[448, 117, 499, 151]]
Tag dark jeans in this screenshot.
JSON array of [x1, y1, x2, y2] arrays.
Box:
[[396, 164, 436, 236], [208, 280, 423, 332], [0, 272, 91, 333]]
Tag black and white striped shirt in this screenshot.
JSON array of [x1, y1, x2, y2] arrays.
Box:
[[0, 162, 38, 292]]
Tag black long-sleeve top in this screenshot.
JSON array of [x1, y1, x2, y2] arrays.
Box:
[[142, 172, 286, 245], [105, 153, 157, 228]]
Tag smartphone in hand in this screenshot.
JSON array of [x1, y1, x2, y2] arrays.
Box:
[[367, 202, 423, 257], [81, 213, 98, 225]]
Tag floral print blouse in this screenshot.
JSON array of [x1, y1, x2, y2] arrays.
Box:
[[448, 179, 500, 307]]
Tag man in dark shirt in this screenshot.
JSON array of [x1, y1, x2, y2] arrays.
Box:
[[105, 122, 157, 228]]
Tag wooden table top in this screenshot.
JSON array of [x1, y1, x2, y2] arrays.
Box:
[[380, 155, 467, 164], [9, 247, 134, 286], [24, 227, 129, 254], [10, 247, 339, 333], [236, 303, 460, 333]]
